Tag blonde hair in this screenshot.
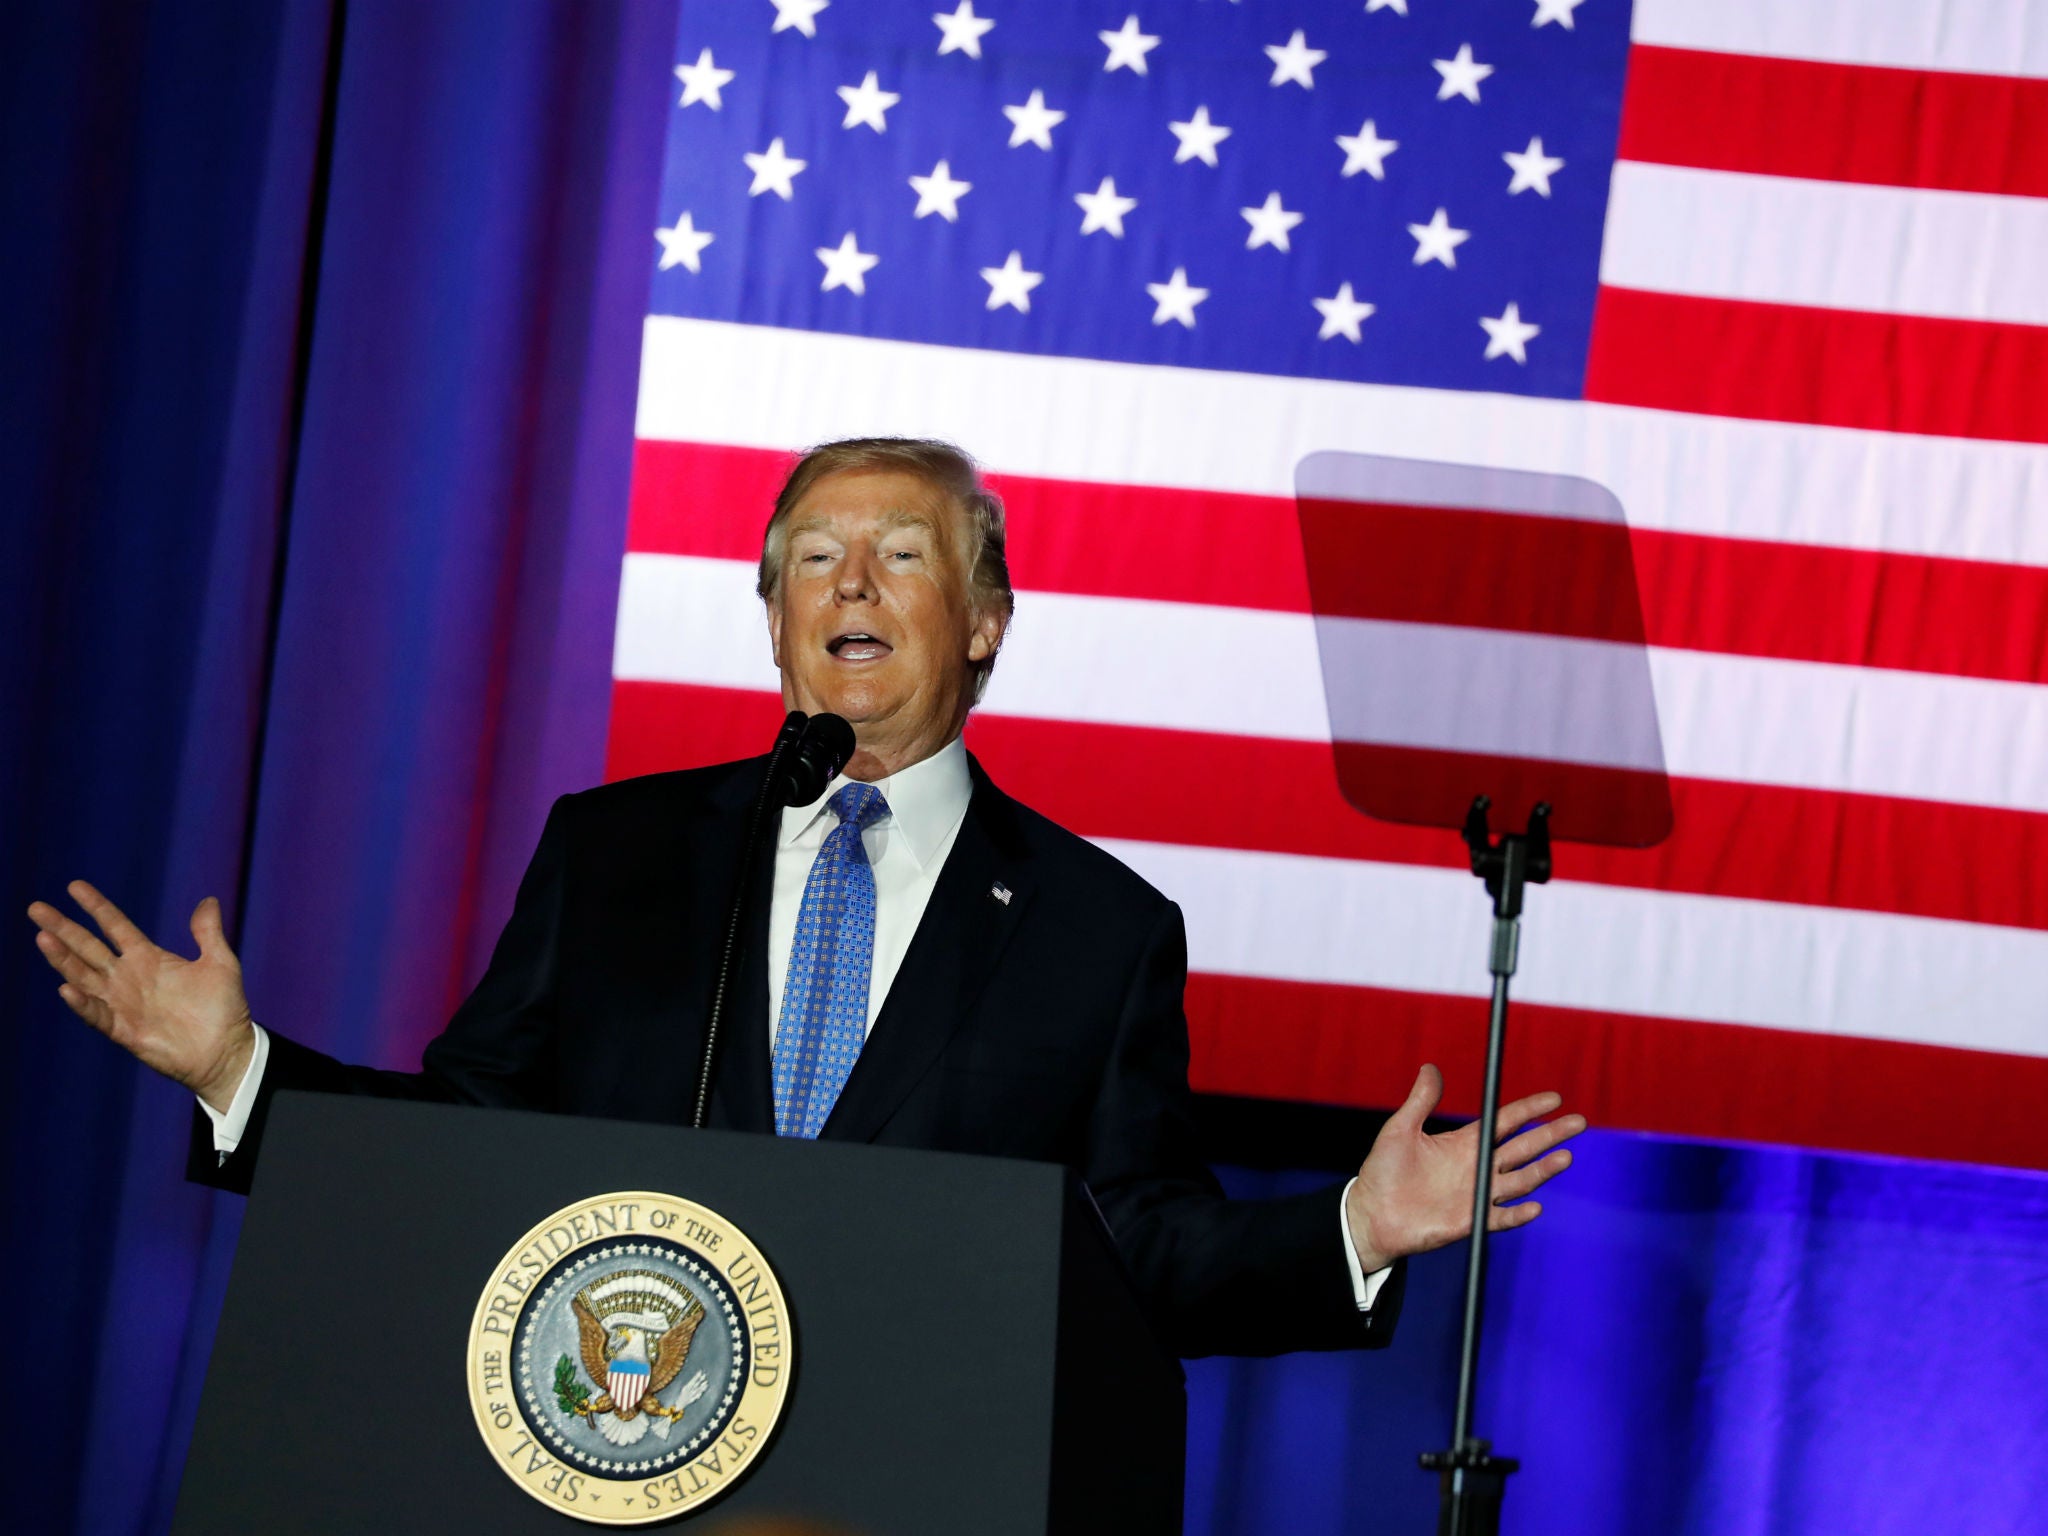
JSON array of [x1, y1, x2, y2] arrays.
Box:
[[756, 437, 1014, 698]]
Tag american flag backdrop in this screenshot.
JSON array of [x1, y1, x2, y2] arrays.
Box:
[[611, 0, 2048, 1171]]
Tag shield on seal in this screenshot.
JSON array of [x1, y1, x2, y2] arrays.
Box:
[[607, 1357, 651, 1413]]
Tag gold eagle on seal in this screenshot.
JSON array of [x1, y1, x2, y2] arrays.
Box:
[[565, 1267, 712, 1448]]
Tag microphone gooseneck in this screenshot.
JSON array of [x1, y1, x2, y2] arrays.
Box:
[[690, 711, 857, 1128]]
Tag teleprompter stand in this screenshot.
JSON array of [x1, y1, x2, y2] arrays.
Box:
[[1291, 448, 1673, 1531], [1417, 795, 1552, 1536]]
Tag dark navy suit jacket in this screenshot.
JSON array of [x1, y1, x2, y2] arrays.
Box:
[[191, 754, 1403, 1358]]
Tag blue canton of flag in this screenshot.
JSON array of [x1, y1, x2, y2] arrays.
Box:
[[652, 0, 1630, 399]]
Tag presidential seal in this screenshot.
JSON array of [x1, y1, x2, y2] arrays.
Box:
[[467, 1191, 792, 1524]]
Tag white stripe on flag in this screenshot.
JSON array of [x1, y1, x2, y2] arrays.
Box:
[[1098, 837, 2048, 1060], [1317, 619, 1666, 771], [1630, 0, 2048, 79], [637, 318, 2048, 566], [615, 554, 2048, 816], [1602, 161, 2048, 327]]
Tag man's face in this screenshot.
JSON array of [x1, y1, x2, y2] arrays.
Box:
[[767, 469, 1004, 779]]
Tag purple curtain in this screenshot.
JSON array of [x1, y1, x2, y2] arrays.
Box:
[[1188, 1143, 2048, 1534], [0, 3, 674, 1530]]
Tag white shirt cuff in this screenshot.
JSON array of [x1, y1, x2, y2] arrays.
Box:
[[198, 1023, 270, 1161], [1340, 1176, 1394, 1311]]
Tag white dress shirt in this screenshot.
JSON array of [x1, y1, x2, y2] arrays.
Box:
[[205, 732, 1388, 1309], [201, 1018, 270, 1155], [766, 734, 973, 1042]]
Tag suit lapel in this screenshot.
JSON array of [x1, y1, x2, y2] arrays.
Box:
[[699, 762, 777, 1135], [819, 760, 1033, 1144]]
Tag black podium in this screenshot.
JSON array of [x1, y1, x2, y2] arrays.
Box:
[[174, 1093, 1185, 1534]]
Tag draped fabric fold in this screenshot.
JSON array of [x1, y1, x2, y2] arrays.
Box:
[[0, 4, 674, 1530]]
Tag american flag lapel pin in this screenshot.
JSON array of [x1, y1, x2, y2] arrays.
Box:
[[990, 881, 1012, 906]]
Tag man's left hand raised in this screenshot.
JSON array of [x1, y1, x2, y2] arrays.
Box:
[[1345, 1064, 1586, 1276]]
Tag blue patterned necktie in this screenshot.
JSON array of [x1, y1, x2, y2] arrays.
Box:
[[772, 782, 890, 1138]]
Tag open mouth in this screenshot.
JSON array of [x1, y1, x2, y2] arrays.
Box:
[[826, 631, 893, 663]]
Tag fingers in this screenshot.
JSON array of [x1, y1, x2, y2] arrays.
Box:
[[33, 928, 107, 993], [1411, 1072, 1579, 1146], [67, 881, 152, 955], [1486, 1201, 1541, 1232], [29, 900, 121, 1038], [26, 901, 118, 973], [1489, 1115, 1586, 1201], [1489, 1147, 1574, 1204], [190, 896, 235, 962], [1495, 1113, 1587, 1174], [1492, 1088, 1566, 1142], [55, 982, 116, 1038], [1388, 1063, 1445, 1131]]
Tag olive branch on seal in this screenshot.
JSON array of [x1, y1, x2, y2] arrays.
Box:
[[553, 1353, 591, 1417]]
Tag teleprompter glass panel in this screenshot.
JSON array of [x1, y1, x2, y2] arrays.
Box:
[[1295, 452, 1673, 850]]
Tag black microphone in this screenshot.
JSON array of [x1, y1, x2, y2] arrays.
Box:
[[691, 710, 858, 1127], [776, 711, 856, 806]]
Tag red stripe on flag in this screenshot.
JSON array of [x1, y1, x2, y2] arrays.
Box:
[[1298, 498, 1648, 643], [1619, 45, 2048, 198], [607, 681, 788, 783], [1634, 531, 2048, 687], [1586, 286, 2048, 447], [626, 439, 1313, 604], [628, 439, 792, 563], [989, 470, 1312, 608], [629, 440, 2048, 685], [606, 681, 2048, 933], [1330, 742, 1674, 852], [1183, 971, 2048, 1171]]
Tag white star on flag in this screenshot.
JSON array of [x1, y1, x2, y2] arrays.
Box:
[[743, 137, 807, 199], [1366, 0, 1408, 12], [1168, 105, 1232, 166], [769, 0, 828, 38], [1003, 89, 1066, 149], [1504, 137, 1565, 196], [1433, 44, 1494, 103], [932, 1, 994, 57], [909, 159, 971, 220], [1481, 301, 1541, 361], [1265, 30, 1327, 89], [1407, 207, 1470, 267], [1336, 118, 1397, 179], [815, 232, 878, 294], [1146, 267, 1208, 327], [1100, 15, 1161, 75], [655, 212, 714, 273], [674, 48, 734, 110], [980, 251, 1044, 312], [1075, 177, 1138, 237], [1312, 282, 1375, 342], [1532, 0, 1587, 28], [1241, 191, 1303, 252], [837, 71, 899, 131]]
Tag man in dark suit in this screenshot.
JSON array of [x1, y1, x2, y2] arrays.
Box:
[[28, 437, 1582, 1359]]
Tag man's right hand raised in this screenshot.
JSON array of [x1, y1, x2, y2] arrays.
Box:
[[27, 881, 255, 1113]]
